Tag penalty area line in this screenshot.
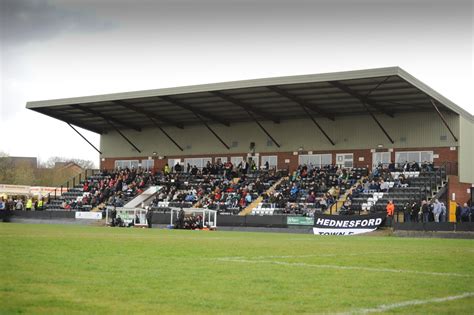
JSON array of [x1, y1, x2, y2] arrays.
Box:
[[337, 292, 474, 315], [216, 258, 472, 278]]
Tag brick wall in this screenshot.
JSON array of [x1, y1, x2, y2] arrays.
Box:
[[101, 146, 458, 173], [447, 175, 472, 205]]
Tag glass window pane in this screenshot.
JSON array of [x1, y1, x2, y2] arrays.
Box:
[[321, 154, 332, 166]]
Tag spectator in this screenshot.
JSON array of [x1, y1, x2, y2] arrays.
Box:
[[25, 198, 33, 211], [461, 203, 470, 222], [421, 200, 430, 222], [440, 202, 447, 222], [432, 199, 442, 222], [403, 202, 411, 222], [411, 161, 420, 171], [15, 199, 24, 210], [456, 202, 462, 222], [410, 201, 419, 222], [386, 200, 394, 226], [163, 164, 170, 175]]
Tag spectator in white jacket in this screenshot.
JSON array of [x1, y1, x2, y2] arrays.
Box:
[[432, 199, 442, 222]]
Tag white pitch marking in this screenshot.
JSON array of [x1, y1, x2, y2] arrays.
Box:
[[216, 258, 472, 278], [337, 292, 474, 314], [217, 251, 389, 260]]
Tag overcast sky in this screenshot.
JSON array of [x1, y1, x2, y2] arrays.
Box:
[[1, 0, 472, 166]]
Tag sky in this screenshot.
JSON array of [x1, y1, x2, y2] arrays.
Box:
[[1, 0, 473, 167]]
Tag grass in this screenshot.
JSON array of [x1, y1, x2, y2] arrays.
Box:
[[0, 223, 473, 314]]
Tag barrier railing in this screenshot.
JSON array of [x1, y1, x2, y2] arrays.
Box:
[[51, 169, 101, 200]]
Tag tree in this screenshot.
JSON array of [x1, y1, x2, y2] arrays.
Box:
[[11, 161, 37, 185], [0, 152, 14, 184], [40, 157, 96, 169]]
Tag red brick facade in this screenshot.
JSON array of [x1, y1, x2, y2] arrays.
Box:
[[101, 146, 458, 173], [447, 175, 472, 205]]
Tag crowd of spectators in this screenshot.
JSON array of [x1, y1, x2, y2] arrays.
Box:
[[150, 169, 281, 213], [259, 165, 366, 216], [3, 158, 473, 224], [0, 197, 45, 211]]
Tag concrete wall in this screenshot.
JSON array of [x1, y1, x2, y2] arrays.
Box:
[[459, 116, 474, 184], [100, 111, 460, 158]]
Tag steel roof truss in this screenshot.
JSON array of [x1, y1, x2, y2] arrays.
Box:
[[72, 104, 142, 132], [267, 86, 336, 121], [160, 96, 230, 127]]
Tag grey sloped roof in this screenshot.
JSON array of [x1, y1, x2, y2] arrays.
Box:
[[26, 67, 473, 134]]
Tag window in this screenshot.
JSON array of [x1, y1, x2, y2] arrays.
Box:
[[167, 159, 182, 168], [395, 151, 433, 165], [114, 160, 139, 170], [372, 152, 391, 167], [298, 154, 332, 167], [231, 156, 244, 166], [184, 157, 212, 169], [141, 159, 154, 170], [214, 157, 228, 163], [261, 156, 278, 169], [336, 153, 353, 168]]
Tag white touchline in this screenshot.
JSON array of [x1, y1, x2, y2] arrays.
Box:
[[337, 292, 474, 315], [216, 258, 472, 278]]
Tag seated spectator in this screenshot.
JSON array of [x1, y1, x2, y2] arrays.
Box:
[[306, 191, 316, 203], [411, 161, 420, 171], [368, 180, 379, 192], [379, 180, 389, 192]]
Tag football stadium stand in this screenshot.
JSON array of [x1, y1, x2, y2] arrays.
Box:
[[19, 67, 474, 227]]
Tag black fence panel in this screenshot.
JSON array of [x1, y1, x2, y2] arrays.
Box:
[[455, 223, 474, 232]]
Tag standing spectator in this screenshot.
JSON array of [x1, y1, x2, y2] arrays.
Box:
[[410, 201, 419, 222], [110, 206, 117, 226], [25, 198, 33, 211], [403, 202, 411, 223], [15, 199, 24, 210], [461, 203, 470, 222], [456, 203, 462, 222], [37, 198, 44, 211], [386, 200, 394, 226], [146, 210, 153, 228], [432, 199, 442, 222], [421, 200, 430, 222], [440, 202, 447, 222]]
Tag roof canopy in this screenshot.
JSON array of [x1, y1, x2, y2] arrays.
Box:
[[26, 67, 472, 134]]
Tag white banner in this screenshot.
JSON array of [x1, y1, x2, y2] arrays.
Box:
[[312, 213, 385, 236], [313, 227, 376, 236], [75, 211, 102, 219]]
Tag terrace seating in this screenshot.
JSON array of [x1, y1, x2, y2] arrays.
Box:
[[251, 166, 367, 216]]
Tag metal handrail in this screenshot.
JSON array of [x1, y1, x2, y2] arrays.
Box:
[[52, 169, 101, 200]]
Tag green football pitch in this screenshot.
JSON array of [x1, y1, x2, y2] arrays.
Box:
[[1, 223, 473, 314]]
